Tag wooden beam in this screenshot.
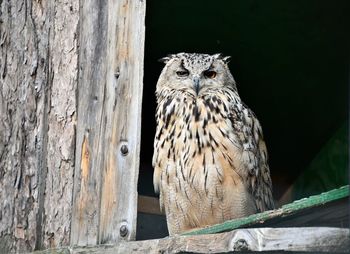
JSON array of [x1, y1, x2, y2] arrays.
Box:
[[137, 195, 164, 215], [71, 0, 146, 246], [33, 227, 350, 253]]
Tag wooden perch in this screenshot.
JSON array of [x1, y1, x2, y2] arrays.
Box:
[[34, 227, 350, 253], [34, 186, 349, 253]]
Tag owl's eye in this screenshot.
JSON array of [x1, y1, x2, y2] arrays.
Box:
[[204, 70, 217, 79], [176, 70, 189, 77]]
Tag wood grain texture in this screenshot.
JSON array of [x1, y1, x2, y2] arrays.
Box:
[[0, 0, 78, 252], [34, 227, 350, 253], [70, 0, 145, 246]]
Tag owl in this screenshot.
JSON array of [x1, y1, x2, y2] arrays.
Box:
[[152, 53, 274, 235]]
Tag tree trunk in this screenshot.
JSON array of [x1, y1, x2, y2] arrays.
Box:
[[0, 0, 78, 252]]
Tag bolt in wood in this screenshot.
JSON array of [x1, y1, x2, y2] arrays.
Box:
[[114, 68, 120, 79], [120, 225, 128, 237], [120, 144, 128, 156]]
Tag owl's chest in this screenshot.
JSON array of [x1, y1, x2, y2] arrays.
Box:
[[158, 97, 242, 187]]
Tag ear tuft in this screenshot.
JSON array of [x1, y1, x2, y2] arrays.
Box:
[[213, 53, 223, 59], [158, 54, 175, 64], [213, 53, 231, 64], [222, 56, 231, 64]]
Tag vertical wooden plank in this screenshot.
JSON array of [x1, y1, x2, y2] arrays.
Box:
[[70, 0, 108, 246], [71, 0, 145, 245], [98, 0, 146, 243]]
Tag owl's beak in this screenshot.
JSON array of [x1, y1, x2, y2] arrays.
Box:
[[193, 77, 200, 95]]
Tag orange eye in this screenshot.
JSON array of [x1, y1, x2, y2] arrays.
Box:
[[204, 70, 217, 79]]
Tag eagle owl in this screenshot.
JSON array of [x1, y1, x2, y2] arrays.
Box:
[[153, 53, 274, 235]]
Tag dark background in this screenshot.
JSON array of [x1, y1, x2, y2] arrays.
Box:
[[138, 0, 349, 201]]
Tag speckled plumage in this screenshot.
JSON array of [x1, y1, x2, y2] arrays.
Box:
[[153, 53, 274, 235]]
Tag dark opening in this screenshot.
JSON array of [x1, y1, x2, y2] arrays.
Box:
[[137, 0, 349, 240]]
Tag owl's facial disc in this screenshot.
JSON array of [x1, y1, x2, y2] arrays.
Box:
[[157, 53, 236, 97], [173, 63, 219, 95]]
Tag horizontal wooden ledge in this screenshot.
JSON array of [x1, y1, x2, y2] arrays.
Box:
[[33, 227, 350, 253]]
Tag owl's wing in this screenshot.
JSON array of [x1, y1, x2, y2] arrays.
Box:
[[152, 143, 164, 211], [230, 103, 275, 212], [152, 107, 167, 212]]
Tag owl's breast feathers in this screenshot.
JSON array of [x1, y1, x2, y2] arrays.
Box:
[[153, 88, 274, 234]]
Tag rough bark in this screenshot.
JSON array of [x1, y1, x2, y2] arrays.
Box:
[[0, 0, 78, 252]]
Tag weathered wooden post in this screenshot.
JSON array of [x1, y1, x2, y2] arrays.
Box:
[[0, 0, 78, 251], [70, 0, 146, 246]]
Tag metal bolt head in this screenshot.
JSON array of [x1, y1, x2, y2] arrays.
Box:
[[120, 225, 128, 237], [114, 68, 120, 79], [120, 145, 128, 156], [233, 239, 249, 251]]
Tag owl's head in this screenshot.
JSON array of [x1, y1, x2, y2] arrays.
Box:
[[156, 53, 236, 98]]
